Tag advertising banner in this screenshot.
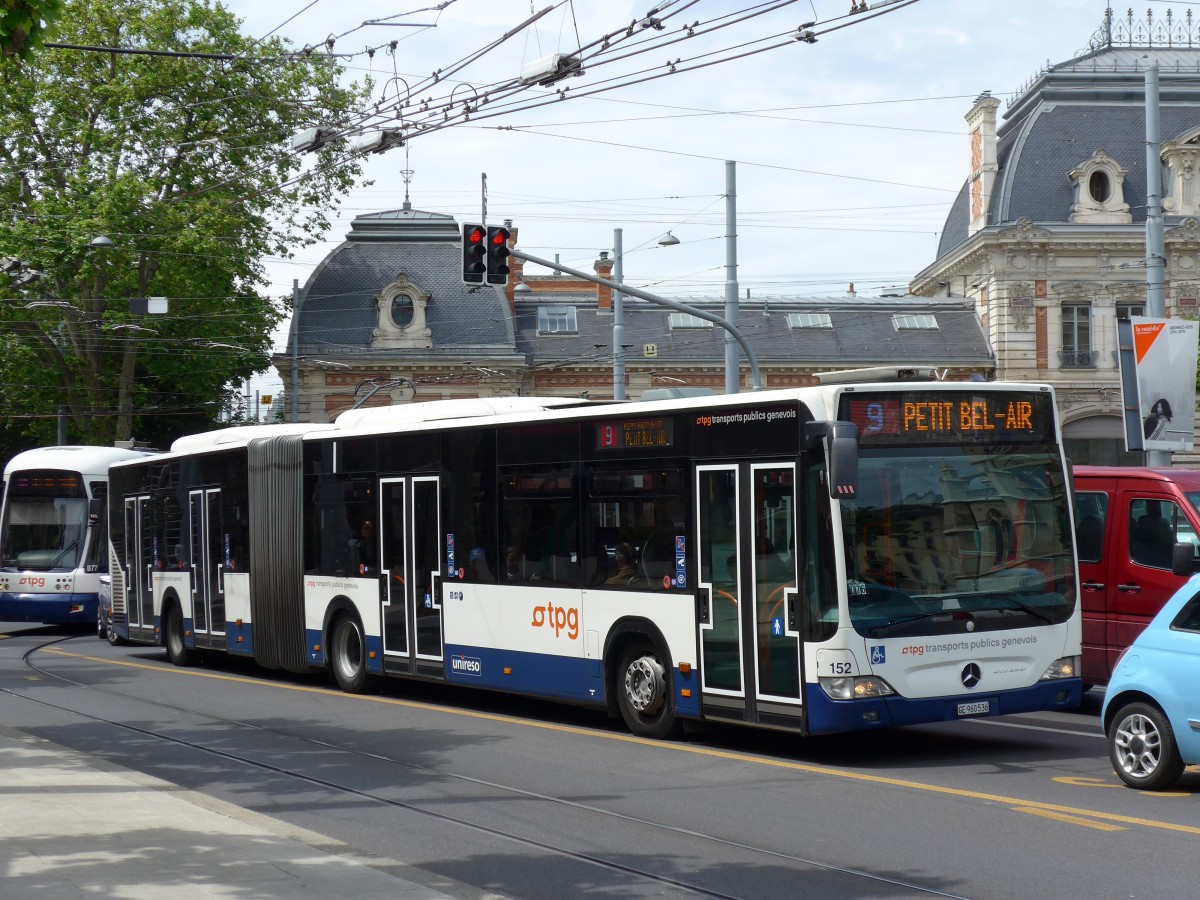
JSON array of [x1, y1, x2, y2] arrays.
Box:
[[1124, 317, 1199, 452]]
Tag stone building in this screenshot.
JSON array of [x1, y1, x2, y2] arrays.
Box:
[[274, 204, 992, 421], [911, 8, 1200, 465]]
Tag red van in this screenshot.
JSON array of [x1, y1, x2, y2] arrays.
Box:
[[1072, 466, 1200, 688]]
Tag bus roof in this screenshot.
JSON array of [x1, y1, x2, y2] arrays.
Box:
[[4, 445, 155, 478], [169, 423, 336, 455], [332, 396, 589, 429]]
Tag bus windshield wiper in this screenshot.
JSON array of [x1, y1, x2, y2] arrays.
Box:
[[959, 589, 1055, 624], [920, 589, 1055, 625], [867, 612, 955, 638], [46, 540, 79, 570]]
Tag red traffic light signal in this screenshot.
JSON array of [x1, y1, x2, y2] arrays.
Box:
[[462, 224, 486, 284], [486, 225, 510, 285]]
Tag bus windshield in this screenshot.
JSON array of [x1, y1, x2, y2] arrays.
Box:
[[842, 445, 1075, 639], [0, 473, 89, 571]]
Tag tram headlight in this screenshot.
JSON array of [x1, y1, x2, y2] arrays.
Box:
[[820, 675, 896, 700], [1039, 655, 1078, 681]]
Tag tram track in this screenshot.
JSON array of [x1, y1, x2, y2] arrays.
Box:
[[9, 632, 969, 900]]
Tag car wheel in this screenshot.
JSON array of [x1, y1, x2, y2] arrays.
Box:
[[164, 604, 193, 667], [330, 614, 369, 693], [1108, 701, 1185, 790], [97, 604, 107, 640], [616, 641, 680, 739], [106, 610, 123, 646]]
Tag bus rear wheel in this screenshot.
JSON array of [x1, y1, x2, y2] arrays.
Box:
[[164, 604, 192, 666], [617, 641, 680, 739], [330, 614, 369, 694]]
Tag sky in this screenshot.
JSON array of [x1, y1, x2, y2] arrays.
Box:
[[221, 0, 1147, 394]]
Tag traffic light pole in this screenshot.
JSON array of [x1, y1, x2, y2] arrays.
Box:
[[507, 247, 762, 392]]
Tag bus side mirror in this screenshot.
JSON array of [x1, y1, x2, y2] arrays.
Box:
[[805, 420, 858, 500], [87, 498, 103, 527], [1172, 542, 1196, 578]]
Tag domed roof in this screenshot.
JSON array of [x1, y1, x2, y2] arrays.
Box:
[[935, 35, 1200, 260], [290, 206, 517, 360]]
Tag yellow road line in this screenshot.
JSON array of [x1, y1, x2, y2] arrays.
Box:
[[1010, 806, 1125, 831], [40, 646, 1200, 836]]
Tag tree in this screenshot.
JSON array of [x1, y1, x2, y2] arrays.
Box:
[[0, 0, 369, 447], [0, 0, 62, 60]]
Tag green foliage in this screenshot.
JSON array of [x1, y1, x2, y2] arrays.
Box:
[[0, 0, 63, 60], [0, 0, 369, 447]]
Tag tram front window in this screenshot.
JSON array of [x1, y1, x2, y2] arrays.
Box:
[[841, 447, 1075, 638], [1, 496, 88, 570]]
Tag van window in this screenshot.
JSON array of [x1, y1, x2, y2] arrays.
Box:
[[1129, 499, 1190, 569], [1074, 491, 1107, 563]]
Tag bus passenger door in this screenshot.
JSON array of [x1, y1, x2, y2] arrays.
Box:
[[750, 464, 801, 712], [696, 463, 802, 726], [123, 495, 152, 634], [697, 466, 745, 709], [188, 489, 226, 640], [379, 476, 443, 675]]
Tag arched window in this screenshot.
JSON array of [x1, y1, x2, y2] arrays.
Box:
[[390, 294, 414, 328]]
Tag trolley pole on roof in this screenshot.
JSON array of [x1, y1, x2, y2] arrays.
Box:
[[507, 246, 762, 392]]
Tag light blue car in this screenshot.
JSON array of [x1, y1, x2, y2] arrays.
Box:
[[1102, 573, 1200, 790]]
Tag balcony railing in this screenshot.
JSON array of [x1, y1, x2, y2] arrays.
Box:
[[1058, 349, 1099, 369]]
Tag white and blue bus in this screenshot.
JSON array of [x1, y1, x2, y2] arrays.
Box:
[[106, 375, 1083, 737], [1, 446, 154, 628]]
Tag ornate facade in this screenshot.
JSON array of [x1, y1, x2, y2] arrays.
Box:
[[911, 8, 1200, 465]]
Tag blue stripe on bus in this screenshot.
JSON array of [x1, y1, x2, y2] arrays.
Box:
[[225, 619, 253, 655], [444, 643, 702, 717], [445, 643, 605, 703], [802, 678, 1084, 735], [0, 591, 98, 623]]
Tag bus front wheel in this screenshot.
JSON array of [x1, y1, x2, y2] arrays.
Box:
[[164, 604, 192, 667], [330, 614, 369, 694], [616, 641, 680, 739]]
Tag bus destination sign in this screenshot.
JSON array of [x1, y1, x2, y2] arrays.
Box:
[[9, 471, 85, 498], [840, 391, 1055, 445], [596, 417, 674, 450]]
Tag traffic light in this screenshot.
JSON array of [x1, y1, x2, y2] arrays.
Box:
[[486, 225, 510, 285], [461, 223, 486, 284]]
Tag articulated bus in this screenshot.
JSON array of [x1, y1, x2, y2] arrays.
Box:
[[1, 446, 154, 627], [106, 376, 1082, 737]]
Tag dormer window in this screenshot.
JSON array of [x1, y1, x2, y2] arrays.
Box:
[[537, 305, 577, 334], [370, 274, 432, 350], [893, 313, 938, 331], [668, 313, 712, 329], [1068, 150, 1131, 224], [787, 312, 832, 329]]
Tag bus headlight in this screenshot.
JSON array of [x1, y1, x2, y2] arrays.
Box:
[[820, 675, 896, 700], [1039, 656, 1078, 680]]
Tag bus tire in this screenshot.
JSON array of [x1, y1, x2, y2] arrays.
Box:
[[330, 613, 369, 694], [164, 603, 192, 667], [616, 640, 680, 739]]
